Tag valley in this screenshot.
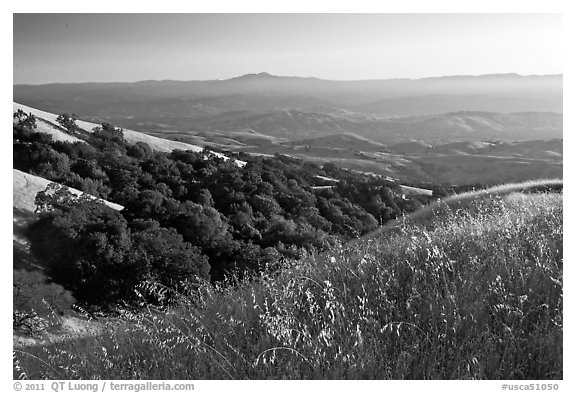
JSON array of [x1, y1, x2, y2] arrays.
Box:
[[15, 73, 562, 186]]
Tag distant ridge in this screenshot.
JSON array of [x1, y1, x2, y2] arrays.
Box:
[[14, 72, 563, 86], [14, 72, 561, 120]]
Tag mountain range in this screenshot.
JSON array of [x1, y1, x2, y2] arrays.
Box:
[[14, 72, 561, 108], [14, 73, 562, 141]]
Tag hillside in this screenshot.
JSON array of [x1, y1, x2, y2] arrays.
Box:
[[14, 102, 204, 153], [476, 139, 563, 159], [241, 136, 563, 185], [13, 169, 124, 271], [13, 103, 244, 167], [14, 104, 436, 290], [352, 179, 562, 245], [13, 169, 124, 213], [180, 109, 366, 141], [355, 111, 563, 144], [388, 141, 433, 154], [284, 133, 386, 151], [20, 103, 562, 187], [108, 109, 562, 145], [15, 186, 563, 379], [12, 111, 82, 144], [352, 93, 562, 116], [414, 154, 562, 185]]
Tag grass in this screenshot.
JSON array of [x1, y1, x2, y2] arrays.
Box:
[[353, 179, 563, 245], [13, 191, 563, 379], [13, 169, 124, 213]]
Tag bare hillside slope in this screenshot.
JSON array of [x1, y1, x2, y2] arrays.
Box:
[[13, 169, 124, 213], [13, 102, 245, 167]]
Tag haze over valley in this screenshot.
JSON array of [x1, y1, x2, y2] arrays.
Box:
[[14, 72, 563, 185]]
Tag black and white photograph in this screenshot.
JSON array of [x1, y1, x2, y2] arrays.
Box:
[[9, 5, 567, 386]]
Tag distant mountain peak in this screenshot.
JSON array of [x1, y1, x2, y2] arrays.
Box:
[[232, 72, 279, 80]]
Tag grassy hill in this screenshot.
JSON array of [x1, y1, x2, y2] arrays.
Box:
[[414, 154, 562, 185], [352, 179, 562, 244], [15, 184, 562, 379], [145, 109, 562, 144], [13, 103, 245, 167], [284, 133, 386, 151], [14, 102, 205, 154], [242, 138, 563, 185], [13, 169, 124, 213]]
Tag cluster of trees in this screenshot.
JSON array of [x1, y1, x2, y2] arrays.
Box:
[[14, 112, 426, 305], [28, 184, 210, 304]]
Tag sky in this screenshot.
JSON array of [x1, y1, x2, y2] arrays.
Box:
[[13, 13, 563, 84]]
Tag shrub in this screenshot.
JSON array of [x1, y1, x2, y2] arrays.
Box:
[[28, 187, 142, 303], [15, 193, 563, 379], [56, 113, 79, 134], [13, 269, 75, 334]]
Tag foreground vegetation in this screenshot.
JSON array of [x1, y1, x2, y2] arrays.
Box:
[[14, 192, 563, 379]]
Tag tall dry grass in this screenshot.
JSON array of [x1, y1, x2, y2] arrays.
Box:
[[14, 192, 562, 379]]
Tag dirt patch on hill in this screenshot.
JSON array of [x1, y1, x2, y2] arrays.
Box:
[[13, 315, 107, 349]]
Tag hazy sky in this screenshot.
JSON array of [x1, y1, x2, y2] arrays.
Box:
[[13, 13, 562, 84]]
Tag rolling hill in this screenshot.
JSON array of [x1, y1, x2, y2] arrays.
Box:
[[13, 102, 204, 153], [127, 109, 562, 145], [241, 136, 562, 185], [16, 183, 563, 379], [13, 103, 245, 166], [13, 169, 124, 213], [17, 99, 557, 186], [14, 73, 562, 146], [283, 133, 386, 151], [352, 111, 562, 144], [352, 93, 562, 116], [13, 72, 563, 186], [351, 178, 563, 245]]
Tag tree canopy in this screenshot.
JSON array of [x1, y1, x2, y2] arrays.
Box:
[[15, 116, 429, 305]]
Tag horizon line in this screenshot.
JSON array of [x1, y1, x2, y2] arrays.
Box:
[[13, 72, 564, 86]]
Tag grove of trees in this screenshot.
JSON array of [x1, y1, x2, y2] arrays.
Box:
[[14, 112, 428, 306]]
